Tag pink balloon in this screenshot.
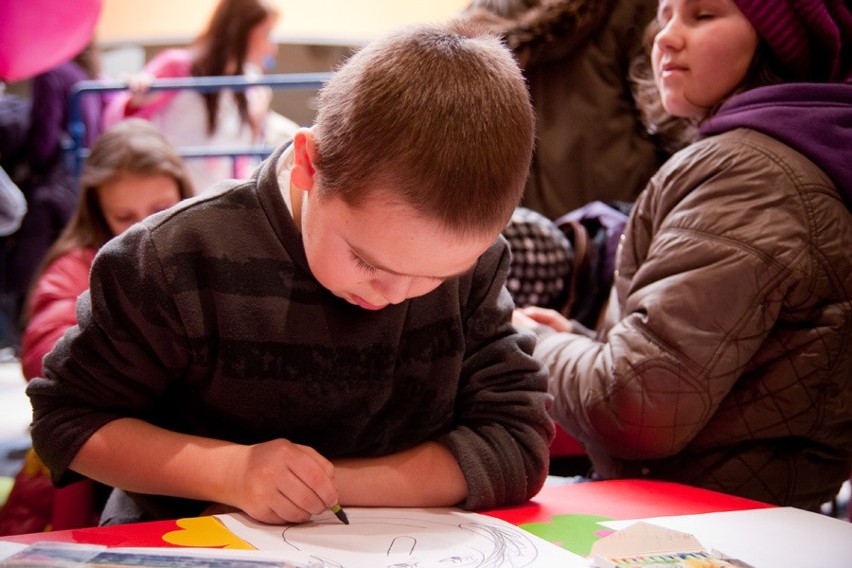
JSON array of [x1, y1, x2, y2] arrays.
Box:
[[0, 0, 102, 82]]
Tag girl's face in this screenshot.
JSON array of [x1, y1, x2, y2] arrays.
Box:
[[652, 0, 759, 119], [98, 173, 182, 236], [245, 12, 278, 69]]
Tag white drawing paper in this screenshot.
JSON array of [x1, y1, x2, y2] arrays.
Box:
[[216, 507, 588, 567]]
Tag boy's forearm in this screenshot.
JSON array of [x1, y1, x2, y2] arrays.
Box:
[[70, 418, 241, 504], [72, 422, 468, 511], [333, 442, 467, 507]]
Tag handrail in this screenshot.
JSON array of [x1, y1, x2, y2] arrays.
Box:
[[66, 72, 334, 177]]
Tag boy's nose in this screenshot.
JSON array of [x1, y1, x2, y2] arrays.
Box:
[[373, 275, 413, 305]]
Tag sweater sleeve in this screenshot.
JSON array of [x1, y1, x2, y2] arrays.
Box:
[[20, 249, 94, 381], [437, 239, 554, 510], [27, 225, 190, 486]]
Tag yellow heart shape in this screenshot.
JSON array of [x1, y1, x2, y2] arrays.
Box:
[[163, 516, 254, 549]]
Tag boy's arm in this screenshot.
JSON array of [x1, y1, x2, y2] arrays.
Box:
[[333, 442, 467, 507], [381, 239, 553, 511], [331, 241, 551, 511], [27, 223, 337, 525], [70, 417, 340, 524]]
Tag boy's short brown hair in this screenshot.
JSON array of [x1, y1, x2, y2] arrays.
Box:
[[313, 22, 535, 237]]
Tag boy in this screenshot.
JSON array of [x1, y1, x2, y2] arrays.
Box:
[[27, 22, 554, 525]]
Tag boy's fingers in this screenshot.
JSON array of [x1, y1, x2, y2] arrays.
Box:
[[289, 447, 339, 510], [268, 493, 314, 524]]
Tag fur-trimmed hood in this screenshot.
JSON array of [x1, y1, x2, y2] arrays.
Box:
[[461, 0, 617, 67]]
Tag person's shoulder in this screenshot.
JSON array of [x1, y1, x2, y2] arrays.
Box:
[[131, 179, 270, 257], [146, 48, 194, 77], [678, 128, 832, 194], [31, 247, 95, 303], [656, 129, 783, 189], [476, 234, 511, 271], [31, 60, 87, 90], [448, 236, 512, 304], [642, 129, 831, 252], [44, 247, 95, 276]]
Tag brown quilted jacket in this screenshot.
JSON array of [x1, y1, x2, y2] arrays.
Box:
[[537, 128, 852, 510]]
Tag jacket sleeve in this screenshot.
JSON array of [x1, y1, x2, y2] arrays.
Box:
[[101, 49, 192, 129], [20, 250, 93, 381], [538, 145, 798, 462], [437, 238, 555, 510], [27, 225, 190, 486]]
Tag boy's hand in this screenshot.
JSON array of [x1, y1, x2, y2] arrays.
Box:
[[225, 439, 338, 524]]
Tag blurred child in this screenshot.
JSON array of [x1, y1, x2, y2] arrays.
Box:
[[21, 118, 193, 380], [103, 0, 284, 192], [515, 0, 852, 510], [27, 23, 553, 526], [0, 119, 191, 535]]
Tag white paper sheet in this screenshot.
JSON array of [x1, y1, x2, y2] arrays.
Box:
[[217, 507, 589, 567], [602, 507, 852, 568], [0, 541, 27, 561]]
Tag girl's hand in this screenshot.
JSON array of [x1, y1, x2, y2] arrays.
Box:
[[224, 439, 338, 524], [513, 306, 574, 333], [121, 71, 159, 109]]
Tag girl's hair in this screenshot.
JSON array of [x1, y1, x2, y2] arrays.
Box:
[[35, 119, 193, 277], [629, 18, 787, 154], [191, 0, 278, 135]]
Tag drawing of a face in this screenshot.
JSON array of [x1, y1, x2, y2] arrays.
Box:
[[278, 509, 539, 568]]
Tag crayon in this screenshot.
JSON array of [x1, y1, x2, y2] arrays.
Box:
[[330, 503, 349, 525]]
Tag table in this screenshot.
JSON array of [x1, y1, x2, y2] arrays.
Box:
[[0, 480, 772, 558]]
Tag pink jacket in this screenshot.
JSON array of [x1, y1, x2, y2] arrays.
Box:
[[21, 247, 96, 381]]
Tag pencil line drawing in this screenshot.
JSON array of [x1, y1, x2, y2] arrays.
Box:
[[216, 508, 570, 568], [276, 511, 540, 568]]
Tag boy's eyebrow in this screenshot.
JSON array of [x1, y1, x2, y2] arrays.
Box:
[[350, 244, 475, 280]]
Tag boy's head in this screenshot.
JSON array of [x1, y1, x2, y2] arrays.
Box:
[[311, 21, 535, 239]]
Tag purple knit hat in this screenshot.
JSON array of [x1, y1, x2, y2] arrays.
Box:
[[733, 0, 852, 81]]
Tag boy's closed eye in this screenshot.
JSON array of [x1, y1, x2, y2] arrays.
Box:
[[350, 251, 450, 283], [351, 252, 380, 275]]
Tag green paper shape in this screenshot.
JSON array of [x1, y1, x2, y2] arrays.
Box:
[[520, 513, 614, 556]]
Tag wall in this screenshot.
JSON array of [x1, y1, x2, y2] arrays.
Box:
[[97, 0, 470, 46], [6, 0, 471, 128]]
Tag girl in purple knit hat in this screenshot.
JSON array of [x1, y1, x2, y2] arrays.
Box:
[[515, 0, 852, 511]]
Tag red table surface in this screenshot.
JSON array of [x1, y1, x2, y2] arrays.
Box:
[[485, 479, 772, 525], [0, 480, 772, 549]]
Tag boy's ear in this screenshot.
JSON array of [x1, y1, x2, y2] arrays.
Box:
[[290, 128, 317, 191]]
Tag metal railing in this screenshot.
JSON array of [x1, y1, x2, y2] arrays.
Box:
[[66, 72, 334, 177]]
